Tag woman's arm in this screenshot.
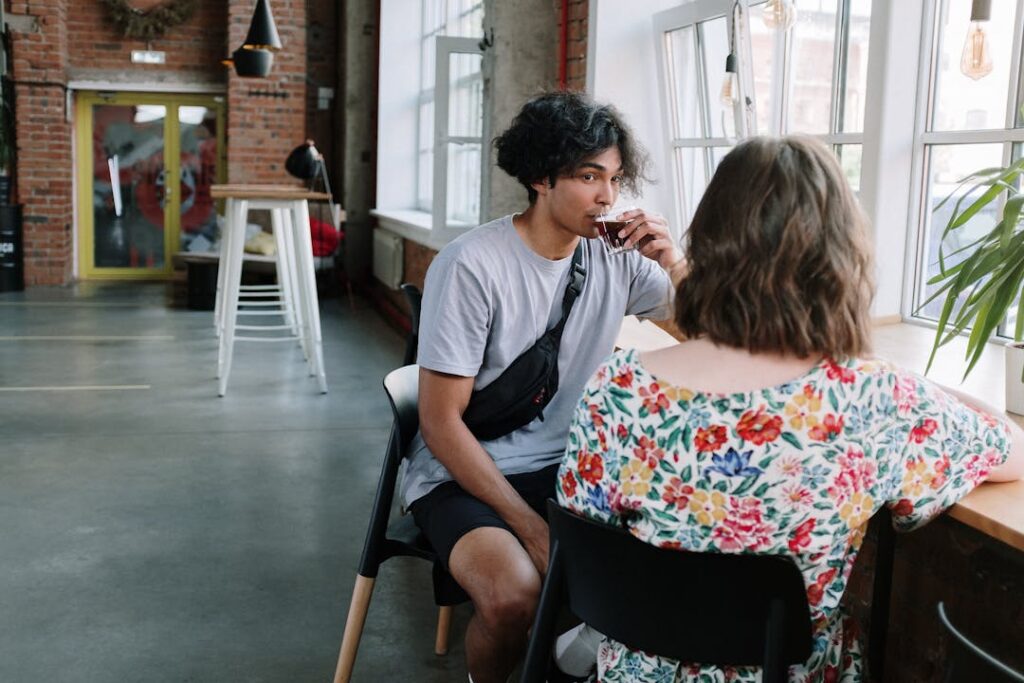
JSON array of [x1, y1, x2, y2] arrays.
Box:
[[940, 386, 1024, 482]]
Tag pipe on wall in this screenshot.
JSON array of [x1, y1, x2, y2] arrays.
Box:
[[558, 0, 568, 89]]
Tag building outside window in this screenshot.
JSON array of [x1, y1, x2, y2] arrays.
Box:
[[909, 0, 1024, 337]]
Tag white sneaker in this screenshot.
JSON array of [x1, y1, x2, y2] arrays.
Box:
[[553, 623, 601, 678]]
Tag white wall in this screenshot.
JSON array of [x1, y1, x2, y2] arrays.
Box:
[[588, 0, 685, 237], [376, 0, 422, 211]]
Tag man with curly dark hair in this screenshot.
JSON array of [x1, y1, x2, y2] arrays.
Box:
[[402, 92, 686, 682]]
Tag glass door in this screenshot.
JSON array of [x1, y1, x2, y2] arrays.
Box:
[[75, 92, 226, 279]]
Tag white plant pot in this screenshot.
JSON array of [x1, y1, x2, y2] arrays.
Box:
[[1006, 342, 1024, 416]]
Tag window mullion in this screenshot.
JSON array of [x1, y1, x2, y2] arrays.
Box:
[[1005, 0, 1024, 129], [774, 19, 789, 134], [695, 23, 713, 142], [694, 23, 716, 182], [831, 0, 852, 134]]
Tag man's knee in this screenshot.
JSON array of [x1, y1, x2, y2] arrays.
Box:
[[474, 571, 541, 633], [450, 527, 542, 634]]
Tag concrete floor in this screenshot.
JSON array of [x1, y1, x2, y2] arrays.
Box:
[[0, 283, 471, 682]]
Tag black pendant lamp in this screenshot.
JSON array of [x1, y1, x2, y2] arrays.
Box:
[[232, 46, 274, 78], [225, 0, 282, 78], [243, 0, 283, 51]]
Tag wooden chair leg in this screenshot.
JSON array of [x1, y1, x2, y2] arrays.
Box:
[[434, 605, 453, 656], [333, 575, 376, 683]]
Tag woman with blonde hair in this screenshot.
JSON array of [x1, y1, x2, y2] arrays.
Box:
[[556, 135, 1023, 682]]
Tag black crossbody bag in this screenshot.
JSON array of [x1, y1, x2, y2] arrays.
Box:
[[461, 243, 587, 441]]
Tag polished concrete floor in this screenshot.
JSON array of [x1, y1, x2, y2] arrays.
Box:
[[0, 283, 471, 682]]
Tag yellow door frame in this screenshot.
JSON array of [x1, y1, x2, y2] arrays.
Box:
[[75, 91, 227, 280]]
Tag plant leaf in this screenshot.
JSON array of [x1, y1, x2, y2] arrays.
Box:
[[1000, 194, 1024, 251]]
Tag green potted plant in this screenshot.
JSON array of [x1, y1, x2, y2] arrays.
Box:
[[922, 156, 1024, 414]]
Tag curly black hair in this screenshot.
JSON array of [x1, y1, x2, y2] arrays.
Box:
[[494, 92, 650, 204]]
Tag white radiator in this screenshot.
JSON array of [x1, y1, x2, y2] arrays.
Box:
[[372, 228, 404, 290]]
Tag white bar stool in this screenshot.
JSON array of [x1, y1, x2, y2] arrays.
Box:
[[210, 184, 330, 397]]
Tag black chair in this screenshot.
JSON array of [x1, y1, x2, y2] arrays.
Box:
[[400, 283, 422, 366], [522, 501, 814, 683], [938, 602, 1024, 682], [332, 364, 468, 683]]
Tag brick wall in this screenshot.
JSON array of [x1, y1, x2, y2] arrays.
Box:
[[64, 2, 226, 79], [8, 0, 72, 286], [5, 0, 317, 285], [558, 0, 588, 92], [226, 0, 306, 184]]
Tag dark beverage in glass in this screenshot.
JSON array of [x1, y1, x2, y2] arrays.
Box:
[[595, 206, 637, 254]]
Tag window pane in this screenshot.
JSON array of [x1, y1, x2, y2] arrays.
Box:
[[917, 143, 1004, 320], [418, 150, 432, 210], [787, 0, 839, 134], [841, 0, 872, 133], [447, 52, 483, 138], [675, 147, 708, 222], [453, 2, 484, 37], [178, 106, 219, 252], [999, 143, 1023, 337], [931, 0, 1017, 131], [835, 143, 862, 192], [699, 17, 732, 138], [421, 36, 436, 91], [666, 26, 702, 139], [748, 1, 778, 135], [91, 104, 167, 269], [447, 142, 481, 224]]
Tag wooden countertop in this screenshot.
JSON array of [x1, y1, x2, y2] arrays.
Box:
[[211, 183, 331, 201], [616, 317, 1024, 552]]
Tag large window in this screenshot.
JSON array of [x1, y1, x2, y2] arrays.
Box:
[[654, 0, 871, 225], [417, 0, 485, 229], [376, 0, 486, 245], [909, 0, 1024, 333]]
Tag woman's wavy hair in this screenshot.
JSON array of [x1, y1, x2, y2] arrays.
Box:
[[494, 92, 650, 204], [675, 135, 875, 359]]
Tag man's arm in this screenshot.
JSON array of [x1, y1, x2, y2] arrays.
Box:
[[418, 367, 550, 573]]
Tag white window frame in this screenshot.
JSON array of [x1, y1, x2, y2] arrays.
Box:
[[904, 0, 1024, 335], [653, 0, 870, 228], [374, 0, 486, 250], [432, 36, 488, 240], [653, 0, 746, 227]]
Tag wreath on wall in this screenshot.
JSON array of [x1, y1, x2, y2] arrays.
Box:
[[100, 0, 199, 41]]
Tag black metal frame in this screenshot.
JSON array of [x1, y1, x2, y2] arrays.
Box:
[[356, 364, 467, 604]]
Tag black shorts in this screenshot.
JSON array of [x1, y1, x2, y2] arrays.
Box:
[[409, 464, 560, 572]]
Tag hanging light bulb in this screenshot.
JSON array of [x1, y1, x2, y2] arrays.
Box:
[[762, 0, 797, 31], [960, 0, 993, 80], [720, 53, 739, 109]]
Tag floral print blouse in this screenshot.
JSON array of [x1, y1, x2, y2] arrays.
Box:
[[556, 349, 1010, 683]]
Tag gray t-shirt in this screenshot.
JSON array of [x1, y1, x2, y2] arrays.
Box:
[[402, 214, 673, 505]]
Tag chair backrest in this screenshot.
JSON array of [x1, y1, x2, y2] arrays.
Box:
[[400, 284, 422, 366], [938, 602, 1024, 682], [400, 283, 423, 333], [547, 501, 813, 668], [383, 364, 420, 453]]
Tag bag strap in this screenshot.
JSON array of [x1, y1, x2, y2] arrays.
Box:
[[551, 241, 587, 337]]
